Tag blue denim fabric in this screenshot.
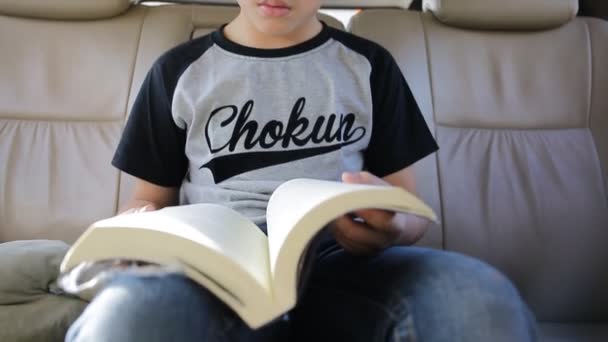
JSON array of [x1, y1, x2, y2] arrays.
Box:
[[66, 244, 537, 342]]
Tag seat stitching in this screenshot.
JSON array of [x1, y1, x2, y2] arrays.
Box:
[[420, 13, 446, 250], [113, 5, 148, 215]]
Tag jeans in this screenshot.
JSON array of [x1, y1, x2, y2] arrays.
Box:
[[66, 242, 537, 342]]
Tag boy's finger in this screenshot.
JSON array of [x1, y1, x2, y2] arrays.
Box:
[[332, 215, 392, 250], [137, 204, 155, 212], [341, 171, 388, 186], [119, 208, 137, 216], [334, 227, 379, 255], [119, 204, 156, 216], [352, 209, 396, 232], [340, 239, 376, 255]]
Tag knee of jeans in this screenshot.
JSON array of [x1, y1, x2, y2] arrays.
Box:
[[99, 274, 207, 314], [394, 249, 538, 340], [402, 249, 533, 318], [412, 250, 515, 295], [67, 274, 227, 342]]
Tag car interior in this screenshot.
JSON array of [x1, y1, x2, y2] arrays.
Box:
[[0, 0, 606, 341]]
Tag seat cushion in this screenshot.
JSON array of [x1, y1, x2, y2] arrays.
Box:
[[0, 240, 87, 342]]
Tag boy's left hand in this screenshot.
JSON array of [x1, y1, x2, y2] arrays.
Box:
[[330, 171, 416, 255]]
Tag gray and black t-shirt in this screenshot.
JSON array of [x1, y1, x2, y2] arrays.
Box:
[[112, 22, 438, 224]]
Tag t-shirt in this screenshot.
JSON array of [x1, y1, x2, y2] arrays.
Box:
[[112, 21, 438, 225]]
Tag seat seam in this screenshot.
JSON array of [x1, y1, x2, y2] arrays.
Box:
[[124, 6, 147, 119], [189, 6, 196, 40], [435, 124, 590, 132], [419, 13, 445, 251], [113, 5, 148, 215], [583, 20, 592, 130], [582, 19, 608, 201]]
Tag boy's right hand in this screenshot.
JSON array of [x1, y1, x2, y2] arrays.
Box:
[[119, 178, 179, 216]]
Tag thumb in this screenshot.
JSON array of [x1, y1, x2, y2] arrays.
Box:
[[342, 171, 387, 186], [138, 204, 157, 212], [341, 171, 363, 184]]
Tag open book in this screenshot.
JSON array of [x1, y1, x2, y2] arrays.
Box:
[[60, 178, 437, 328]]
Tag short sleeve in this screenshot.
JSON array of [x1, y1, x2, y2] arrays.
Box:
[[111, 60, 188, 187], [364, 51, 438, 177]]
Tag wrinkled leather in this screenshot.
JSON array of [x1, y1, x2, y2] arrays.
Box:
[[424, 0, 579, 30], [351, 5, 608, 338], [0, 0, 131, 20]]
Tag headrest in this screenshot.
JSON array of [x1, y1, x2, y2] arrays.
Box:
[[423, 0, 579, 30], [0, 0, 133, 20]]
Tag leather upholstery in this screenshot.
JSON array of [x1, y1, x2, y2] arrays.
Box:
[[350, 4, 608, 338], [0, 4, 344, 243], [423, 0, 579, 30], [0, 6, 152, 243], [0, 0, 132, 20]]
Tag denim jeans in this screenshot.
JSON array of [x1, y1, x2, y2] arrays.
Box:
[[66, 241, 537, 342]]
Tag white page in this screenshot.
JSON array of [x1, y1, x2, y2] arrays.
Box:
[[265, 179, 436, 308]]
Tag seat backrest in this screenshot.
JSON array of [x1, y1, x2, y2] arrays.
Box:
[[0, 2, 192, 243], [350, 0, 608, 322], [0, 1, 344, 244]]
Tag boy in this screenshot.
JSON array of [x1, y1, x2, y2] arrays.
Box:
[[66, 0, 537, 341]]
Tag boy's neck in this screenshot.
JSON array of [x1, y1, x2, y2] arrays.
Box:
[[224, 15, 323, 50]]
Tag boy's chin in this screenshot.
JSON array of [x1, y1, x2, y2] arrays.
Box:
[[254, 16, 322, 38], [253, 21, 299, 37]]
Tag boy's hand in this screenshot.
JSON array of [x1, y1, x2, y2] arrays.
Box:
[[330, 171, 418, 255], [119, 178, 178, 216], [119, 201, 159, 216]]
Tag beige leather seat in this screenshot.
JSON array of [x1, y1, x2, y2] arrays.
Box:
[[0, 1, 193, 243], [350, 0, 608, 340], [0, 1, 342, 244]]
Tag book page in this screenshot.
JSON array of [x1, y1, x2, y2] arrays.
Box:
[[144, 204, 272, 291], [265, 179, 436, 309], [62, 204, 273, 307]]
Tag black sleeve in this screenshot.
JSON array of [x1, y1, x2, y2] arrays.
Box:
[[364, 50, 439, 177], [111, 60, 188, 187]]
